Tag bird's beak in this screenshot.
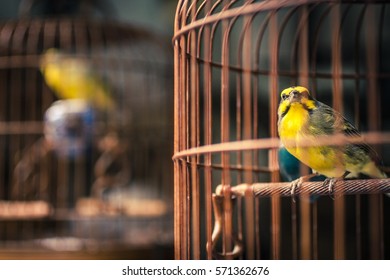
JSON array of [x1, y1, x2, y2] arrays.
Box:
[[289, 90, 300, 103]]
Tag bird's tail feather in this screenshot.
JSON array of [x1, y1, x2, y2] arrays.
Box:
[[361, 161, 389, 197]]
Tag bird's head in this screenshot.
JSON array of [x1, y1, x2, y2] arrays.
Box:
[[278, 86, 316, 118], [40, 48, 61, 71]]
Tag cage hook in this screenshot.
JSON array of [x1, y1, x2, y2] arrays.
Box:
[[207, 192, 243, 259]]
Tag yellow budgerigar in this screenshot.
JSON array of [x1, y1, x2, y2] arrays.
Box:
[[40, 48, 115, 110], [277, 86, 387, 196]]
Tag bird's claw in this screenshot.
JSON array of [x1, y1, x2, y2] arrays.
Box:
[[290, 177, 304, 202], [322, 178, 336, 199]]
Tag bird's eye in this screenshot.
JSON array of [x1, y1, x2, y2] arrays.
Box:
[[281, 93, 288, 100]]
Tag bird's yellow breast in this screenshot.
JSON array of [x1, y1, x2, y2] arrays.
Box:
[[278, 102, 310, 159], [278, 103, 309, 140]]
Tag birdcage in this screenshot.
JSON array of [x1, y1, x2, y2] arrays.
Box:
[[173, 0, 390, 260], [0, 1, 173, 259]]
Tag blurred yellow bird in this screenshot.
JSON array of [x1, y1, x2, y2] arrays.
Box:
[[40, 48, 115, 110], [277, 86, 386, 195]]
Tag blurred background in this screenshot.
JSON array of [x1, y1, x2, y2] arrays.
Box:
[[0, 0, 177, 34], [0, 0, 177, 259]]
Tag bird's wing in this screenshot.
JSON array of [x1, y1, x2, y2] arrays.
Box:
[[313, 102, 381, 164], [307, 101, 338, 135]]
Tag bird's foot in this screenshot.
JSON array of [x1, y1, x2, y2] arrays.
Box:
[[290, 177, 304, 203], [289, 174, 319, 202], [322, 178, 338, 199]]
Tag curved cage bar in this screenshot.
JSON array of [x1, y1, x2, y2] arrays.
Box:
[[173, 0, 390, 259]]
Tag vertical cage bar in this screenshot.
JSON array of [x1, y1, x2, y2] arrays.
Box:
[[331, 3, 345, 260], [269, 10, 280, 260], [365, 3, 383, 260], [201, 0, 213, 259], [221, 10, 232, 256], [297, 5, 312, 260], [174, 0, 187, 259], [242, 14, 255, 260], [221, 20, 230, 185], [189, 2, 201, 259], [234, 10, 244, 260], [353, 4, 366, 261]]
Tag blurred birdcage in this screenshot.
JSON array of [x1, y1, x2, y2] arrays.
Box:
[[173, 0, 390, 259], [0, 0, 173, 259]]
